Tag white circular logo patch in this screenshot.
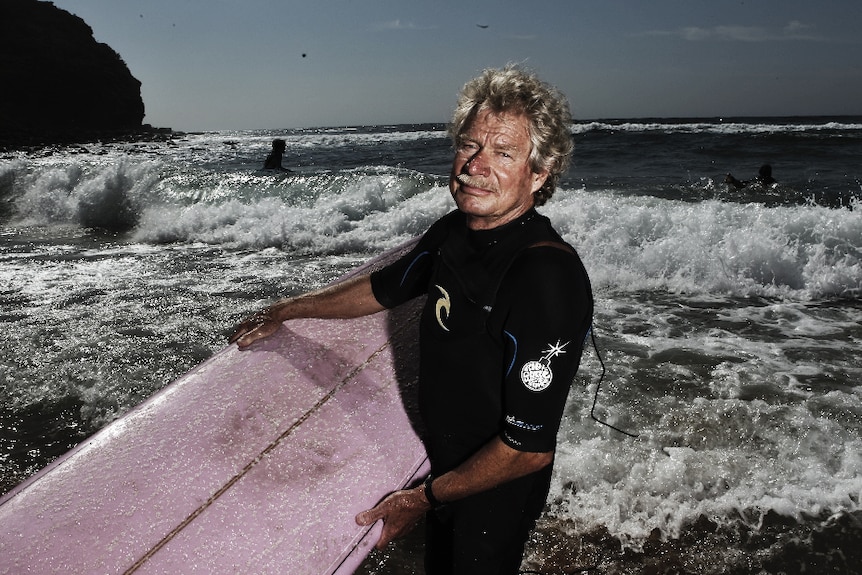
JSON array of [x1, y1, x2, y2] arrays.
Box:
[[520, 361, 552, 392]]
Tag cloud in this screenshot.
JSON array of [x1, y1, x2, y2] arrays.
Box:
[[783, 20, 817, 38], [375, 19, 435, 31], [644, 21, 821, 43], [714, 26, 773, 42], [677, 27, 711, 41]]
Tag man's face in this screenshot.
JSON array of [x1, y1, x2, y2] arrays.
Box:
[[449, 108, 548, 231]]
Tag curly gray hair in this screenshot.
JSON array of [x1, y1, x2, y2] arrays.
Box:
[[448, 65, 574, 206]]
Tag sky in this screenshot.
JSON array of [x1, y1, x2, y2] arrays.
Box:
[[49, 0, 862, 131]]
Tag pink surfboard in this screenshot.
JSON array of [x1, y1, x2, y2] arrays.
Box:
[[0, 241, 429, 574]]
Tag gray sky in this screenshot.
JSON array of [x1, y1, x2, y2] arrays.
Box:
[[51, 0, 862, 131]]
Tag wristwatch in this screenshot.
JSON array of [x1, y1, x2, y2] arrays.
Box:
[[423, 475, 444, 509]]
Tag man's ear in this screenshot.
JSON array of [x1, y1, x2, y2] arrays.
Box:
[[531, 169, 549, 194]]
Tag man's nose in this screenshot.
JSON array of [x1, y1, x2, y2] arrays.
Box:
[[465, 150, 489, 176]]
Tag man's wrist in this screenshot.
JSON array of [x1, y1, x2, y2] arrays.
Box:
[[423, 475, 444, 509], [266, 300, 291, 322]]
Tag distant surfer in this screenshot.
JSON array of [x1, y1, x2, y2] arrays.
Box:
[[262, 138, 290, 171], [231, 66, 592, 574], [725, 163, 776, 189]]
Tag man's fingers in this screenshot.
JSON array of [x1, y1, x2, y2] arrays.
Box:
[[355, 514, 396, 550], [234, 333, 254, 349], [354, 489, 426, 550], [376, 522, 402, 550], [355, 506, 391, 549], [228, 324, 257, 347], [355, 505, 383, 527], [227, 323, 251, 344], [228, 317, 280, 348]]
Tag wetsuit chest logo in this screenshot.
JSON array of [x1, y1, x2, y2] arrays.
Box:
[[434, 284, 451, 332]]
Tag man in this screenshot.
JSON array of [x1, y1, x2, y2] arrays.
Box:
[[725, 163, 776, 189], [263, 138, 290, 171], [230, 66, 593, 574]]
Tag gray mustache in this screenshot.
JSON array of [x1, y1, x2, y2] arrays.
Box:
[[455, 174, 499, 193]]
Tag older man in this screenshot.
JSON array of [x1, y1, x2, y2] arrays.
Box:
[[230, 66, 593, 574]]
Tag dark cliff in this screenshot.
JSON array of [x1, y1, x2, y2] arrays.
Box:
[[0, 0, 156, 146]]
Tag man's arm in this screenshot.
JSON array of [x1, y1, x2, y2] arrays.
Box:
[[426, 436, 553, 502], [355, 436, 553, 549], [229, 274, 385, 348], [725, 173, 745, 189]]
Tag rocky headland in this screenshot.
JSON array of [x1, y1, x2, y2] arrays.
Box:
[[0, 0, 172, 149]]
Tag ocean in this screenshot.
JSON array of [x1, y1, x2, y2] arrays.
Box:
[[1, 117, 861, 574]]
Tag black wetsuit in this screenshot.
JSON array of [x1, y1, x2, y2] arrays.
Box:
[[371, 208, 593, 574]]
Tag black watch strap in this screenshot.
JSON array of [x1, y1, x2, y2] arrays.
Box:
[[423, 475, 443, 508]]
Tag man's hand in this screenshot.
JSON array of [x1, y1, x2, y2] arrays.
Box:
[[355, 486, 430, 550], [228, 311, 281, 349], [353, 438, 553, 549]]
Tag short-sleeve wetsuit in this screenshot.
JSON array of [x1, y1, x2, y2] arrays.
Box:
[[370, 208, 593, 574]]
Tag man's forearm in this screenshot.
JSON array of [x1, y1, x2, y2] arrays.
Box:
[[428, 436, 554, 505], [268, 274, 385, 321]]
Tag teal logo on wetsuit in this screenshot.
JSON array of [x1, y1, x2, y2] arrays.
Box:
[[434, 284, 451, 332]]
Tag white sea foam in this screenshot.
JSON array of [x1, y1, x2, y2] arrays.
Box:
[[124, 182, 862, 300], [571, 119, 862, 135], [131, 169, 451, 253], [552, 190, 861, 300], [9, 149, 860, 301], [550, 398, 862, 549]]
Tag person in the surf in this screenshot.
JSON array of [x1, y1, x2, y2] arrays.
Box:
[[231, 65, 592, 575], [725, 163, 776, 189], [262, 138, 290, 171]]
